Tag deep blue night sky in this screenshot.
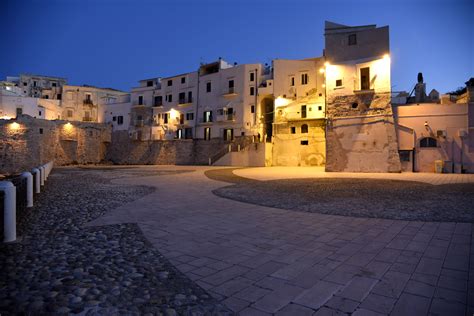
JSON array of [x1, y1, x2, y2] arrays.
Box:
[[2, 0, 472, 93]]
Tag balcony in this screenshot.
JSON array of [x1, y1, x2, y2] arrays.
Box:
[[132, 101, 147, 107], [82, 117, 94, 122], [216, 113, 235, 122], [83, 99, 94, 106], [178, 97, 193, 106], [222, 87, 237, 97], [153, 101, 163, 107], [135, 119, 144, 127]]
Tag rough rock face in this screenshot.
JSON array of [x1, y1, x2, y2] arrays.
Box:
[[325, 92, 401, 172], [0, 116, 111, 174]]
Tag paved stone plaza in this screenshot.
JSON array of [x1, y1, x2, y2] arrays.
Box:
[[1, 166, 473, 315], [88, 166, 474, 315]]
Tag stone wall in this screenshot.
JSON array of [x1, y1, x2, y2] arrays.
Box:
[[0, 116, 111, 174], [106, 130, 228, 165], [326, 92, 401, 172]]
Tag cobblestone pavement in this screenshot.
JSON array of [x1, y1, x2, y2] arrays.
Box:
[[88, 166, 474, 316], [0, 167, 230, 315], [208, 169, 474, 222]]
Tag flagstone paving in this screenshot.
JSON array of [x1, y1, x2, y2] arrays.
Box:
[[88, 166, 474, 315]]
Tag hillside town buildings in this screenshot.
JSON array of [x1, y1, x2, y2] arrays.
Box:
[[1, 21, 473, 173]]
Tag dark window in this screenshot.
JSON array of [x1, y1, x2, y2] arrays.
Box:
[[39, 110, 42, 116], [67, 110, 73, 117], [301, 73, 308, 85], [39, 128, 43, 134], [181, 77, 186, 84], [167, 79, 172, 86], [52, 82, 57, 87], [420, 137, 437, 148], [348, 34, 357, 45], [318, 106, 322, 111], [229, 80, 234, 88], [23, 82, 27, 86], [351, 102, 358, 109], [336, 79, 343, 87], [164, 113, 168, 124], [291, 77, 295, 86], [179, 92, 186, 104], [399, 150, 411, 162], [188, 91, 193, 103], [250, 87, 255, 96], [179, 113, 184, 124], [206, 82, 211, 92], [154, 96, 163, 106], [360, 67, 370, 90], [186, 112, 194, 121], [16, 108, 22, 116], [290, 127, 296, 134], [167, 94, 172, 102], [250, 72, 255, 82], [147, 80, 153, 87], [57, 93, 61, 100], [301, 105, 307, 118], [44, 95, 49, 99], [301, 124, 308, 133], [185, 128, 193, 139], [33, 81, 37, 87], [113, 116, 117, 121], [251, 105, 255, 113], [138, 95, 143, 105], [85, 94, 92, 101], [204, 127, 211, 140], [301, 140, 309, 145]]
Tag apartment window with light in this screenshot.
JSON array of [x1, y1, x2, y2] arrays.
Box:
[[203, 110, 213, 122], [204, 127, 211, 140], [206, 82, 212, 93], [301, 73, 308, 85], [250, 87, 255, 96], [250, 72, 255, 82], [167, 79, 173, 86], [348, 34, 357, 45]]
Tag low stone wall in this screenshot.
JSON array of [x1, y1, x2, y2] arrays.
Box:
[[0, 116, 111, 174], [106, 130, 228, 165]]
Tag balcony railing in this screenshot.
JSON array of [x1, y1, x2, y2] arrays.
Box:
[[216, 113, 235, 122], [178, 97, 193, 105], [82, 117, 94, 122], [153, 101, 163, 107], [83, 99, 94, 105], [133, 101, 146, 106], [223, 87, 236, 96]]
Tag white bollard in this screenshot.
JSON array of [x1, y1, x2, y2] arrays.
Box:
[[20, 172, 33, 207], [0, 181, 16, 242], [31, 168, 40, 194], [39, 167, 45, 186]]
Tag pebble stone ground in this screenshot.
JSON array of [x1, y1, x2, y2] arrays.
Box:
[[0, 167, 231, 315], [209, 169, 474, 222]]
